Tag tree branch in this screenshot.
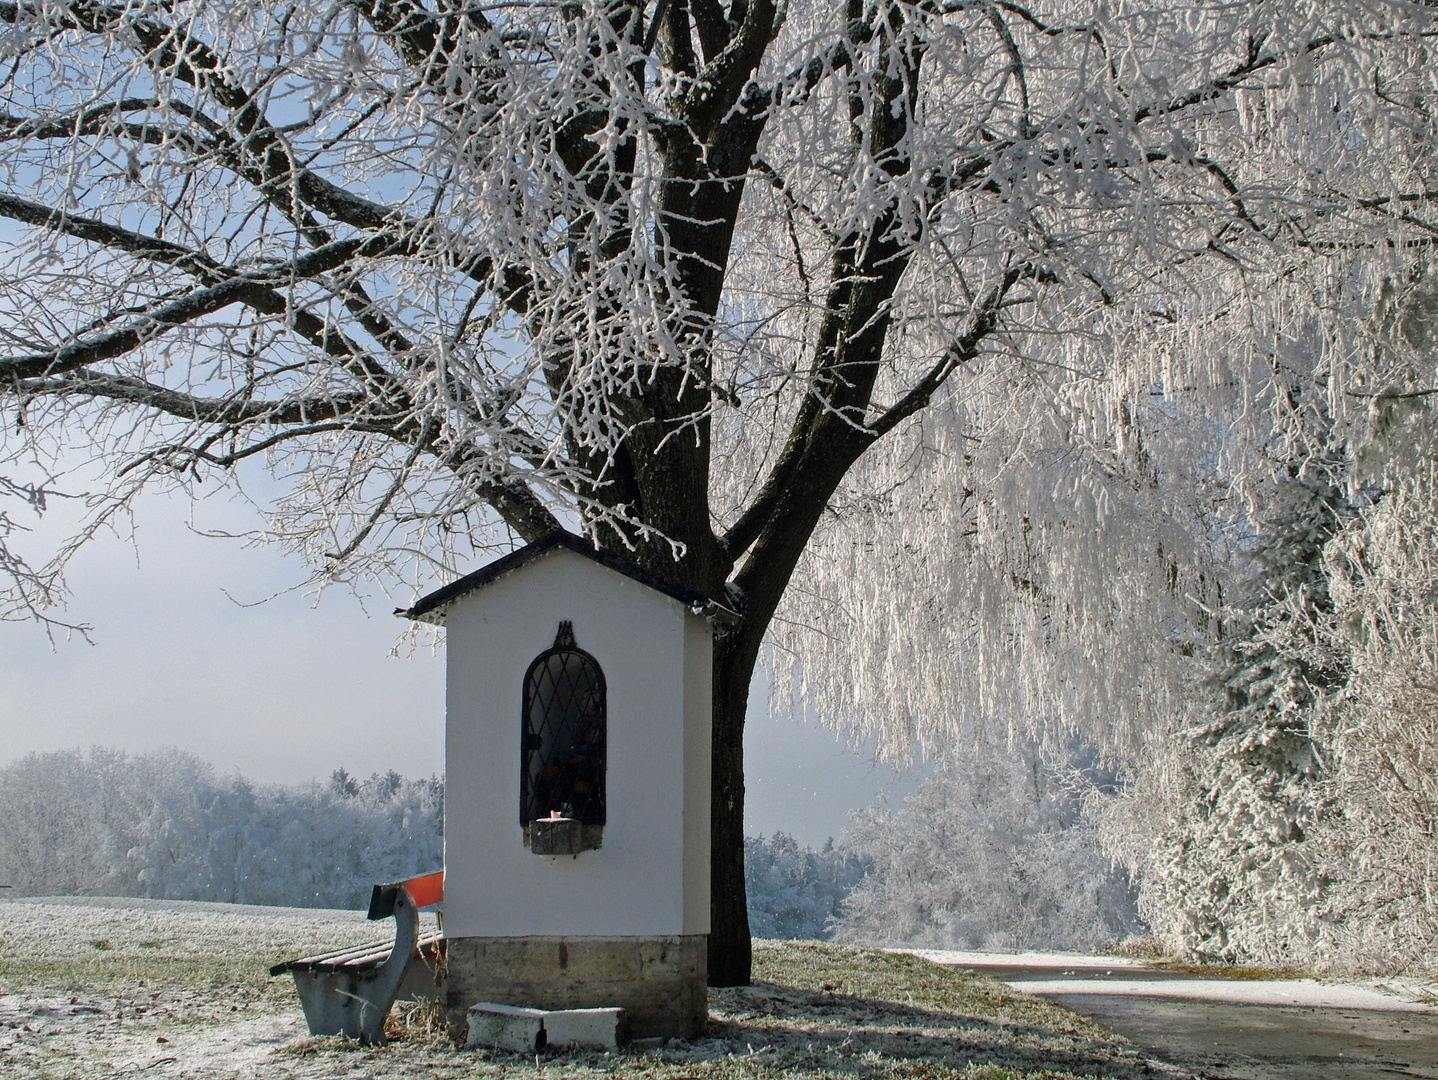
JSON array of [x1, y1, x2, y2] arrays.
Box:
[[0, 97, 184, 146], [24, 371, 563, 542], [0, 230, 410, 380], [689, 0, 730, 63], [19, 371, 370, 426], [865, 267, 1021, 440], [1133, 34, 1336, 124]]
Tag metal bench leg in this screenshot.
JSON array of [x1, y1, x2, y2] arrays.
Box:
[[291, 887, 420, 1043]]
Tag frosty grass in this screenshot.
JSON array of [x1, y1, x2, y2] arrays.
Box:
[[0, 897, 1175, 1079]]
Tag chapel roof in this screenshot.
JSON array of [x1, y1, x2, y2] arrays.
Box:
[[396, 530, 736, 626]]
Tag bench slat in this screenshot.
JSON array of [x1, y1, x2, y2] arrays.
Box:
[[278, 939, 393, 971], [279, 930, 444, 971], [270, 930, 444, 977]]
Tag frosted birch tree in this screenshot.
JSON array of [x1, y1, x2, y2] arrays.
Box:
[[1, 0, 1435, 982], [836, 743, 1139, 951], [1307, 266, 1438, 971]]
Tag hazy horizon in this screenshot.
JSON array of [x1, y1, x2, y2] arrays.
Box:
[[0, 486, 923, 848]]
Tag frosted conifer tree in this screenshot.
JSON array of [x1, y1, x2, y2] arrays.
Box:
[[1132, 444, 1352, 965]]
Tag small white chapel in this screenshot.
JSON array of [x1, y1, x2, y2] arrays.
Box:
[[400, 531, 731, 1038]]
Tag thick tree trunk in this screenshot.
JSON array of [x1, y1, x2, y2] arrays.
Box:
[[707, 618, 765, 986], [702, 438, 880, 986]]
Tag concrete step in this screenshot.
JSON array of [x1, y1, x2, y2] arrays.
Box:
[[466, 1002, 625, 1052]]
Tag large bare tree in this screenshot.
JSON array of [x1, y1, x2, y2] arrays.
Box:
[[1, 0, 1431, 982]]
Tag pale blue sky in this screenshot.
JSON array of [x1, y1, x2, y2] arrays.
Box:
[[0, 486, 922, 847]]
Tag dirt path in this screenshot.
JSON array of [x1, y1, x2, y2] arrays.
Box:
[[909, 950, 1438, 1080]]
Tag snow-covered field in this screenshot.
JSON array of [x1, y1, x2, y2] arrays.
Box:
[[0, 896, 440, 1079], [0, 895, 414, 968], [0, 896, 1160, 1080]]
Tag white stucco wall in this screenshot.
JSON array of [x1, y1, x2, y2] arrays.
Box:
[[442, 547, 711, 938]]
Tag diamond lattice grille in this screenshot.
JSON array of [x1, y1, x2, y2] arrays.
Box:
[[522, 623, 607, 826]]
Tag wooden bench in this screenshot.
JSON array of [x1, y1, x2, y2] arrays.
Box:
[[269, 930, 445, 990], [270, 871, 445, 1043]]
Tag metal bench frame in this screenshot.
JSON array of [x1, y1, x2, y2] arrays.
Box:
[[270, 872, 445, 1044]]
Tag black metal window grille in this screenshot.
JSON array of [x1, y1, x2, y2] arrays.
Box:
[[521, 621, 607, 827]]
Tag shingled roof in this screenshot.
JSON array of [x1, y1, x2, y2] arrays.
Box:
[[396, 530, 737, 625]]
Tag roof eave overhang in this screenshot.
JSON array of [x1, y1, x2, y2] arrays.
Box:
[[394, 531, 740, 627]]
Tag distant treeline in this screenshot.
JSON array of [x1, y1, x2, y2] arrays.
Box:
[[0, 748, 442, 910], [0, 745, 1137, 948], [744, 832, 868, 940]]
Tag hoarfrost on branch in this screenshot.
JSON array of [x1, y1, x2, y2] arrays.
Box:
[[3, 0, 1437, 975]]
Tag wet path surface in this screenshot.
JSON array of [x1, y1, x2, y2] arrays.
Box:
[[911, 952, 1438, 1080], [1046, 992, 1438, 1080]]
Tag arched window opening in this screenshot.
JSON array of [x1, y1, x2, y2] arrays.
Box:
[[521, 621, 606, 853]]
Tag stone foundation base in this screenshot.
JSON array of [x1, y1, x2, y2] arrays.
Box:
[[443, 935, 707, 1041]]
